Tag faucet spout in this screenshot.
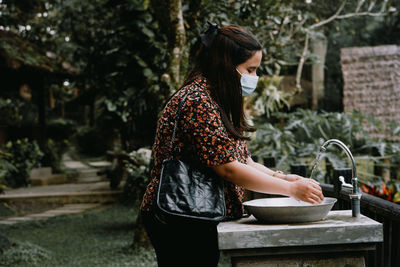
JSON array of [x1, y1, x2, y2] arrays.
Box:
[[321, 139, 357, 187], [321, 139, 362, 217]]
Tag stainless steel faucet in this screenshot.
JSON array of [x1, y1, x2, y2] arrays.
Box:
[[321, 139, 362, 217]]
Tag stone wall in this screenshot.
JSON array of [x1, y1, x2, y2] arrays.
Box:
[[341, 45, 400, 141]]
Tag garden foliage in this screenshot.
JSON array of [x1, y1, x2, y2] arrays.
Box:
[[1, 1, 399, 201], [2, 0, 398, 151], [0, 139, 43, 188], [248, 108, 400, 202], [1, 241, 52, 266], [0, 98, 37, 127]]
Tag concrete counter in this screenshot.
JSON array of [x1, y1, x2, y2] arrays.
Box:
[[218, 210, 383, 267]]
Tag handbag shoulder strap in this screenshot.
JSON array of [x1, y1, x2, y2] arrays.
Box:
[[168, 91, 190, 158], [168, 89, 212, 158]]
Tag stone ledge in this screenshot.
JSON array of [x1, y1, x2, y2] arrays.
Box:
[[218, 210, 383, 250], [233, 255, 365, 267]]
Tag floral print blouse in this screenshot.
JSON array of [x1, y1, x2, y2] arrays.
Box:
[[140, 76, 250, 219]]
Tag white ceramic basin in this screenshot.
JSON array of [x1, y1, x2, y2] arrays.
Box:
[[243, 197, 337, 223]]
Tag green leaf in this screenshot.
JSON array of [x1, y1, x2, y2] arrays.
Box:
[[141, 27, 154, 39], [134, 55, 147, 68], [105, 48, 119, 55], [143, 68, 152, 78], [105, 100, 117, 112]]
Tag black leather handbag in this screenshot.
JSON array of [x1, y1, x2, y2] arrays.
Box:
[[156, 91, 226, 223]]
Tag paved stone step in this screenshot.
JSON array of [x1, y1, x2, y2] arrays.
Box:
[[88, 161, 112, 168], [63, 160, 112, 172], [74, 168, 108, 183], [0, 182, 122, 205], [0, 203, 104, 225], [0, 191, 121, 205], [63, 160, 88, 170], [76, 168, 104, 179], [76, 176, 107, 183], [30, 167, 52, 178], [63, 160, 109, 183], [30, 167, 68, 186], [31, 173, 68, 186]]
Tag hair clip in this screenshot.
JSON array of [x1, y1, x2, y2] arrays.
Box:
[[200, 21, 219, 48]]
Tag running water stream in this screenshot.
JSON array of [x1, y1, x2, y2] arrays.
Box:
[[310, 147, 325, 180]]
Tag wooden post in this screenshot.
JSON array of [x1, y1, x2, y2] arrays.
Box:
[[382, 157, 391, 182], [0, 125, 7, 145], [251, 155, 259, 163], [290, 164, 307, 177], [248, 157, 278, 200], [311, 38, 327, 109], [374, 157, 391, 182], [35, 76, 46, 149], [263, 157, 276, 168]]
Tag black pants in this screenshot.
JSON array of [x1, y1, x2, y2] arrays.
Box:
[[141, 211, 220, 267]]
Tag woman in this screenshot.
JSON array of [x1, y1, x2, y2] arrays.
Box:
[[140, 23, 324, 267]]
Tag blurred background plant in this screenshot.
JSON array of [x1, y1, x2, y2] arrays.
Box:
[[0, 139, 43, 188], [0, 150, 17, 193], [244, 76, 292, 119], [122, 148, 152, 205], [361, 180, 400, 203], [0, 98, 23, 126], [43, 118, 76, 172]]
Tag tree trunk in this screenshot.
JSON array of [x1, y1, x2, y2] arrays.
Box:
[[132, 188, 152, 248], [168, 0, 186, 89], [132, 212, 152, 249], [131, 0, 188, 249], [35, 75, 46, 150], [151, 0, 187, 92]]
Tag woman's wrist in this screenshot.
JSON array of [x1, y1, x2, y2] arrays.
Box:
[[286, 180, 296, 197], [272, 170, 286, 180]]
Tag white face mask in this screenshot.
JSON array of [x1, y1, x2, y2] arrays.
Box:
[[236, 69, 259, 96]]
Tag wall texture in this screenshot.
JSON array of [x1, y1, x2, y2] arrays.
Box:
[[341, 45, 400, 141]]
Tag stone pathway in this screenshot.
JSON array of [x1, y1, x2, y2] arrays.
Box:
[[0, 157, 120, 225]]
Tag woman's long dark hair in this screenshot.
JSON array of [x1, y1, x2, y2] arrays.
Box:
[[183, 25, 262, 140]]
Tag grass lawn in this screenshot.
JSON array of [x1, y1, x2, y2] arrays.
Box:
[[0, 204, 156, 267], [0, 203, 231, 267]]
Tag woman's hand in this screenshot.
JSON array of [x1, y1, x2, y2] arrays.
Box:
[[289, 178, 324, 204], [213, 160, 324, 203]]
